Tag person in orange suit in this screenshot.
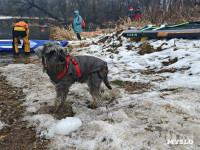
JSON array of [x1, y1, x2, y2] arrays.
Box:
[[12, 21, 30, 55]]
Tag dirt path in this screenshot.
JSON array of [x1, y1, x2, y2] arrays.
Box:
[[0, 75, 48, 150]]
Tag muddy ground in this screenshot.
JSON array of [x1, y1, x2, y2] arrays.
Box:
[[0, 53, 49, 150], [0, 52, 76, 149], [0, 75, 49, 150]]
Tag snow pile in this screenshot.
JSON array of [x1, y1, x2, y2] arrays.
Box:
[[41, 117, 82, 138], [1, 34, 200, 149]]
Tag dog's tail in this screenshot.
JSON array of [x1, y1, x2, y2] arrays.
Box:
[[103, 74, 112, 90], [100, 66, 112, 90]]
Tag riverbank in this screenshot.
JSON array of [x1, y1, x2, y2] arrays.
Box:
[[0, 16, 57, 27]]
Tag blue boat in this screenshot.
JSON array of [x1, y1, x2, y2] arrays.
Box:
[[0, 39, 68, 52]]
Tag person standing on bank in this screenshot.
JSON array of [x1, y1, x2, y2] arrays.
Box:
[[12, 21, 30, 55], [73, 10, 82, 40], [133, 8, 142, 20], [127, 7, 133, 20]]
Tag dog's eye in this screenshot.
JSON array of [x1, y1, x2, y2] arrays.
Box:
[[60, 49, 63, 53]]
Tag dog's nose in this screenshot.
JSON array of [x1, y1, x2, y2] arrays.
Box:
[[59, 55, 66, 62]]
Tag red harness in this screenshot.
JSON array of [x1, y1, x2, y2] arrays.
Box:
[[56, 56, 82, 79]]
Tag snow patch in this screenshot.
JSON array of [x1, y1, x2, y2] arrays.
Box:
[[0, 121, 5, 130], [41, 117, 82, 138]]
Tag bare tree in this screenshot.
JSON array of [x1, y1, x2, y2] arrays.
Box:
[[1, 0, 199, 27]]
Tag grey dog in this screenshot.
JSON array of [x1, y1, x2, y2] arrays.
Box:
[[35, 42, 112, 112]]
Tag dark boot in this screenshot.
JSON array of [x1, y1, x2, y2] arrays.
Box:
[[25, 52, 30, 55]]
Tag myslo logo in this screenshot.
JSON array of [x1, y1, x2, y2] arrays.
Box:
[[167, 139, 193, 145]]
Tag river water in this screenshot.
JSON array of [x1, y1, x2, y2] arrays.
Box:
[[0, 26, 50, 40], [0, 27, 50, 66]]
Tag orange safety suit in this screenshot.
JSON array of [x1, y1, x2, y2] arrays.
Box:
[[12, 21, 30, 55]]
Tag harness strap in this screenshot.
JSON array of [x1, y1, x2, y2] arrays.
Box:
[[56, 56, 82, 79], [71, 58, 82, 78], [56, 64, 69, 79], [102, 68, 108, 72], [56, 57, 70, 79]]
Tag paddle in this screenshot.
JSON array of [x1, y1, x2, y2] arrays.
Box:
[[149, 22, 190, 31], [153, 24, 166, 31], [166, 22, 189, 28], [140, 25, 154, 31]]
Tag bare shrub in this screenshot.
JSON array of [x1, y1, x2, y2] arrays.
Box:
[[115, 0, 200, 29], [115, 17, 151, 30], [50, 25, 75, 41], [141, 0, 200, 25], [50, 25, 103, 41]]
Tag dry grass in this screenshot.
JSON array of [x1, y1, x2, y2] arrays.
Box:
[[50, 25, 103, 41], [114, 17, 151, 31], [102, 28, 116, 34], [162, 57, 178, 66], [82, 32, 100, 39], [114, 2, 200, 31], [50, 25, 76, 41], [49, 17, 150, 42], [142, 3, 200, 25], [138, 43, 164, 55], [49, 26, 98, 51], [68, 42, 92, 50]]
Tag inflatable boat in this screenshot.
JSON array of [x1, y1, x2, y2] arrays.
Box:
[[0, 39, 68, 52], [122, 21, 200, 40]]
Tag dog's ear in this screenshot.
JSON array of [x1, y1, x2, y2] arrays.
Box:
[[34, 45, 44, 59]]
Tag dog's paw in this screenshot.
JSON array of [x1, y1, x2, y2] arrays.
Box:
[[53, 106, 61, 113]]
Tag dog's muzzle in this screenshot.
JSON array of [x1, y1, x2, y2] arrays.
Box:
[[58, 55, 66, 62]]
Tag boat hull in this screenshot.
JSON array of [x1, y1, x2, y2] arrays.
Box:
[[0, 40, 68, 52], [123, 22, 200, 39], [122, 29, 200, 39]]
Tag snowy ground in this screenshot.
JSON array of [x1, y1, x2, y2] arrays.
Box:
[[0, 121, 5, 130], [1, 33, 200, 150]]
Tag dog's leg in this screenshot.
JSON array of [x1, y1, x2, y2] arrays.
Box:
[[55, 79, 73, 112], [87, 72, 102, 108], [55, 87, 69, 112]]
